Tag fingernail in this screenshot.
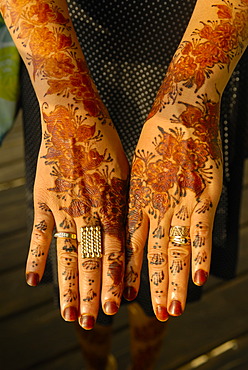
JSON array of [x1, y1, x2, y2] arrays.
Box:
[[26, 272, 39, 286], [169, 300, 182, 316], [156, 305, 169, 322], [63, 306, 78, 321], [80, 315, 95, 330], [104, 301, 119, 315], [123, 286, 137, 301], [194, 269, 208, 286]]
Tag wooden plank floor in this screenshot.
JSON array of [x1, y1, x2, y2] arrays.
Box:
[[1, 114, 248, 370]]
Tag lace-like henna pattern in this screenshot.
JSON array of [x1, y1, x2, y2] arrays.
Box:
[[148, 0, 248, 117], [128, 97, 221, 235]]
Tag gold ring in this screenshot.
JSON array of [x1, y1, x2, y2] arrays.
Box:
[[81, 226, 102, 259], [169, 226, 190, 245], [54, 232, 77, 239]]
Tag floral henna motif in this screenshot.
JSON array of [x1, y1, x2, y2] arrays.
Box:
[[148, 0, 248, 117], [2, 0, 108, 118], [42, 104, 127, 240], [128, 97, 220, 235]]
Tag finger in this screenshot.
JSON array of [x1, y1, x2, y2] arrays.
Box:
[[77, 224, 102, 330], [167, 223, 191, 317], [147, 219, 170, 322], [26, 201, 54, 286], [101, 227, 125, 316], [190, 197, 217, 286], [56, 232, 79, 322], [123, 210, 149, 302]]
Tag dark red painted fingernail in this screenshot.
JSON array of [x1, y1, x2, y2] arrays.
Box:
[[26, 272, 39, 286], [123, 286, 137, 301], [169, 300, 182, 316], [104, 301, 119, 315], [63, 306, 78, 322], [156, 305, 169, 322], [194, 269, 208, 286], [80, 315, 95, 330]]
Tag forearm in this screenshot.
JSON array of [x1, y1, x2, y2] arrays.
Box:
[[0, 0, 106, 118], [150, 0, 248, 119]]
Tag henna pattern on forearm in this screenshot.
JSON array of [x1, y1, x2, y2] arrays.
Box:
[[1, 0, 127, 242], [148, 0, 248, 118]]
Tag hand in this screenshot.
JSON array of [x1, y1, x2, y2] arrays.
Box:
[[26, 102, 129, 329], [124, 98, 223, 321]]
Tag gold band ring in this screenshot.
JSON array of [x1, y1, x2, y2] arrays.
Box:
[[54, 232, 77, 239], [169, 226, 190, 245], [81, 226, 102, 259]]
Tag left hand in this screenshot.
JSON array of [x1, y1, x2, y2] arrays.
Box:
[[123, 100, 223, 321]]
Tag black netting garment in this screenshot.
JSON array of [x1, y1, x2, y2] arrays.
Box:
[[21, 0, 248, 323]]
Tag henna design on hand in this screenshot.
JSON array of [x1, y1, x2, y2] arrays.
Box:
[[59, 217, 74, 230], [194, 251, 208, 265], [175, 205, 189, 220], [107, 252, 124, 297], [192, 222, 209, 248], [195, 197, 213, 214], [151, 271, 165, 286], [34, 220, 47, 232], [64, 288, 77, 303], [128, 96, 221, 234], [83, 288, 97, 302], [124, 266, 138, 284], [82, 260, 100, 271], [38, 202, 52, 212], [169, 247, 189, 275], [148, 1, 248, 117], [148, 252, 168, 267]]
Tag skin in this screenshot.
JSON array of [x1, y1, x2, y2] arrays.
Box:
[[0, 0, 129, 328], [1, 0, 247, 329], [124, 0, 248, 320]]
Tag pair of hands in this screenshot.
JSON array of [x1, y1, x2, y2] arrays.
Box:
[[26, 95, 223, 329]]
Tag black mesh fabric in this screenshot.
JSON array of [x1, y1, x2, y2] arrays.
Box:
[[20, 0, 248, 322]]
